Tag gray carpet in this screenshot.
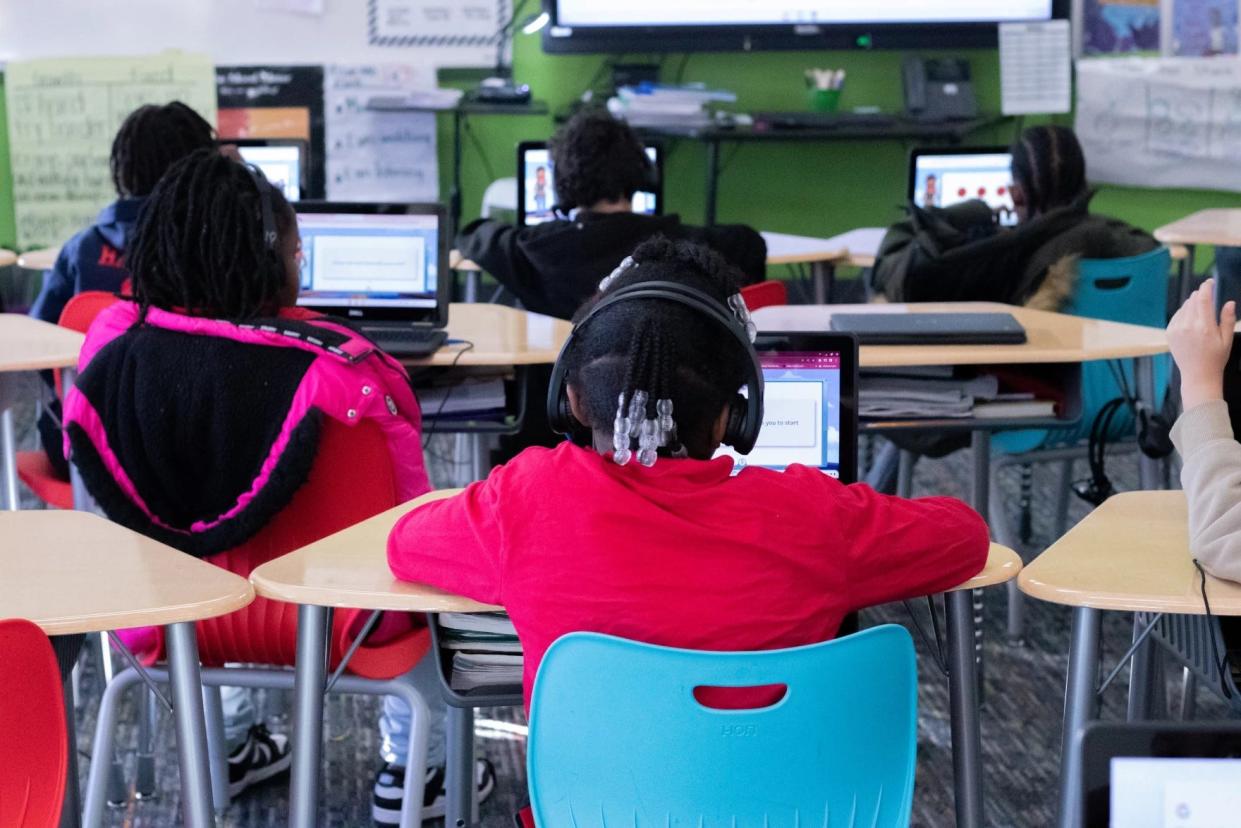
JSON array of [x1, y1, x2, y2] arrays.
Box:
[[11, 403, 1234, 827]]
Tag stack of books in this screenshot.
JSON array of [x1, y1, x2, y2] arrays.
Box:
[[607, 83, 736, 129], [438, 612, 523, 692]]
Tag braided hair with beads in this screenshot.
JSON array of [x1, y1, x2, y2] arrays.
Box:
[[127, 149, 297, 323], [109, 101, 216, 198], [1010, 125, 1088, 219], [563, 236, 752, 463]]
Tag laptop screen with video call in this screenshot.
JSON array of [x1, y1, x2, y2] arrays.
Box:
[[518, 142, 662, 226], [909, 147, 1017, 227]]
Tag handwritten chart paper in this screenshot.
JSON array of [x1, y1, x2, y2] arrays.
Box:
[[325, 64, 438, 201], [1076, 56, 1241, 192], [6, 53, 217, 249], [368, 0, 505, 47]]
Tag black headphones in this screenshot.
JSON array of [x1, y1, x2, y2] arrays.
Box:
[[546, 279, 765, 455], [240, 162, 284, 286]]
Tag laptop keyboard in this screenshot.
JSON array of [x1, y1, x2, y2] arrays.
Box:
[[362, 327, 448, 357]]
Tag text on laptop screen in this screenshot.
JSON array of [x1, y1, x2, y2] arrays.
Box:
[[716, 351, 842, 476], [1110, 757, 1241, 827], [295, 213, 439, 310], [238, 145, 303, 202], [913, 152, 1016, 226], [523, 146, 659, 225]]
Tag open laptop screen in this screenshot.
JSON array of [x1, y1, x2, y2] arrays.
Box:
[[294, 211, 443, 322], [237, 143, 304, 202], [1110, 757, 1241, 826], [518, 142, 662, 226], [909, 147, 1016, 226], [715, 333, 858, 482]]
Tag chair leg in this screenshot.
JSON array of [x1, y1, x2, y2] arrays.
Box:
[[989, 460, 1027, 642], [134, 687, 158, 799], [896, 450, 916, 498], [1018, 463, 1034, 545], [83, 669, 143, 828], [390, 686, 431, 828], [1054, 459, 1074, 540], [863, 440, 900, 494], [1180, 667, 1198, 721], [203, 685, 231, 813]]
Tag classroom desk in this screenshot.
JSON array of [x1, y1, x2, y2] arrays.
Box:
[[1154, 209, 1241, 302], [17, 247, 59, 271], [1, 510, 254, 828], [1018, 491, 1241, 828], [405, 302, 570, 369], [449, 226, 886, 304], [251, 488, 1020, 828], [0, 248, 17, 268], [0, 314, 84, 510]]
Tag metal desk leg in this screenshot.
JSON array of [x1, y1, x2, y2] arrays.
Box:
[[704, 139, 720, 227], [445, 706, 476, 828], [1134, 356, 1162, 491], [1, 407, 18, 510], [1126, 617, 1160, 722], [946, 589, 983, 828], [970, 431, 990, 701], [164, 622, 214, 828], [811, 261, 836, 304], [450, 111, 464, 237], [289, 604, 333, 828], [1058, 607, 1102, 828], [1178, 245, 1196, 305]]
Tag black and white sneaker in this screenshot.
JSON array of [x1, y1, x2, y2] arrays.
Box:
[[228, 724, 292, 798], [372, 759, 496, 825]]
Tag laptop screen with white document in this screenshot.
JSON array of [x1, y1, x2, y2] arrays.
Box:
[[293, 203, 448, 326], [716, 332, 858, 483]]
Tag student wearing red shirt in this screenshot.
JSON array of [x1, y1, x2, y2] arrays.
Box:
[[388, 237, 990, 709]]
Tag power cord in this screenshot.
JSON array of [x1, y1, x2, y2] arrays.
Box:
[[1196, 559, 1235, 700]]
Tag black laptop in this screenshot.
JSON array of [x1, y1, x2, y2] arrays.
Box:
[[293, 202, 450, 357], [829, 312, 1027, 346], [1080, 721, 1241, 826]]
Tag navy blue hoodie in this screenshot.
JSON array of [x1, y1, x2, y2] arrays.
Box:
[[28, 198, 144, 325]]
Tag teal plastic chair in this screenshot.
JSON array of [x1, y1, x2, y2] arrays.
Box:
[[527, 626, 918, 827], [992, 247, 1172, 639]]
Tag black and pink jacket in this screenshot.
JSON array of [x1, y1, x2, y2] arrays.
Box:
[[63, 301, 430, 558]]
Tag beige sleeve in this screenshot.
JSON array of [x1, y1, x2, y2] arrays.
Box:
[[1172, 400, 1241, 582]]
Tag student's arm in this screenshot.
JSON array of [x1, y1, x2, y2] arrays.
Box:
[[809, 472, 989, 608], [27, 247, 77, 325], [455, 219, 547, 308], [386, 471, 507, 606], [1169, 282, 1241, 581]]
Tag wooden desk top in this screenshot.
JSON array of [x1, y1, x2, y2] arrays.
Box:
[[451, 227, 886, 273], [252, 490, 1019, 610], [1020, 491, 1241, 614], [0, 249, 17, 268], [0, 511, 254, 635], [1155, 210, 1241, 248], [0, 313, 84, 372], [16, 248, 59, 271], [408, 303, 571, 368], [753, 302, 1168, 368]]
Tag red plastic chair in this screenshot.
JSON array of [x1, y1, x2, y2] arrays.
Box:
[[0, 619, 67, 828], [740, 279, 789, 311], [16, 291, 121, 510]]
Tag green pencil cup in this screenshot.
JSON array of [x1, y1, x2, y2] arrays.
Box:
[[809, 88, 841, 113]]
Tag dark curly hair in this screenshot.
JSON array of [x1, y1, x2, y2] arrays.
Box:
[[564, 237, 750, 459], [110, 101, 216, 198], [548, 110, 653, 212], [1011, 125, 1087, 218], [128, 149, 296, 321]]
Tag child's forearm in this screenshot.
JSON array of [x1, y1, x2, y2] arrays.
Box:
[[1173, 400, 1241, 582]]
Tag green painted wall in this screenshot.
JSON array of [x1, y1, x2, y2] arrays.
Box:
[[0, 42, 1238, 257]]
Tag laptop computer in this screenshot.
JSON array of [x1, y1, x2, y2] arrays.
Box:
[[293, 202, 450, 357], [516, 140, 663, 226], [909, 146, 1017, 227], [715, 332, 858, 483], [232, 138, 309, 202], [829, 312, 1027, 346], [1080, 721, 1241, 826]]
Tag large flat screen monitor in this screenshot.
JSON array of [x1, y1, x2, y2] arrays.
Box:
[[545, 0, 1066, 52]]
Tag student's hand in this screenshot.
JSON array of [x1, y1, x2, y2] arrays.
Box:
[[1168, 281, 1236, 410]]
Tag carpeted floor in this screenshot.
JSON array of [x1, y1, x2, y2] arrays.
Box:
[[14, 403, 1234, 827]]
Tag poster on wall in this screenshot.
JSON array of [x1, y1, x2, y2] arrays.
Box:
[[1082, 0, 1162, 55], [368, 0, 506, 47], [1172, 0, 1240, 55], [216, 65, 326, 198], [6, 52, 217, 249]]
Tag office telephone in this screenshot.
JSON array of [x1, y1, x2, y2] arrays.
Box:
[[902, 57, 978, 122]]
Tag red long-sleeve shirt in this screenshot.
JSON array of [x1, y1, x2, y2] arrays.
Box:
[[388, 442, 989, 708]]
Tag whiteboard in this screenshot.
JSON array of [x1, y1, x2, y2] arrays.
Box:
[[0, 0, 497, 72]]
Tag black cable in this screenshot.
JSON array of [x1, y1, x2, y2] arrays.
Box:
[[462, 119, 497, 184], [422, 339, 477, 441], [1196, 559, 1235, 699], [673, 53, 692, 84]]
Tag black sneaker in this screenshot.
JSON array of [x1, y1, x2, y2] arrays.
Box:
[[372, 759, 496, 825], [227, 723, 292, 798]]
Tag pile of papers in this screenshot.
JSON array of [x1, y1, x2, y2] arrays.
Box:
[[860, 371, 1057, 420], [416, 377, 506, 419], [607, 83, 736, 129], [439, 612, 523, 692]]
